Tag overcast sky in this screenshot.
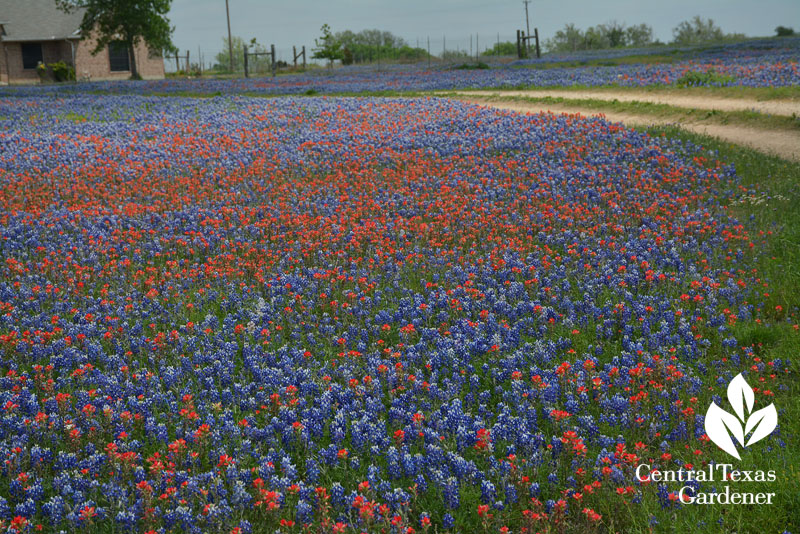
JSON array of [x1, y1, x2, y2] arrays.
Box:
[[167, 0, 800, 66]]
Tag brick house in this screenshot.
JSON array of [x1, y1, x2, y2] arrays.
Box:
[[0, 0, 164, 84]]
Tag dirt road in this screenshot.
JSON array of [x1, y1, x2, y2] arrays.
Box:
[[455, 97, 800, 162], [452, 89, 800, 117]]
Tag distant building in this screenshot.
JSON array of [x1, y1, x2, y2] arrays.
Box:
[[0, 0, 165, 84]]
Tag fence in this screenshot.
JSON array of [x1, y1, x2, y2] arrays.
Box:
[[168, 51, 193, 73], [517, 29, 542, 59], [163, 32, 547, 75]]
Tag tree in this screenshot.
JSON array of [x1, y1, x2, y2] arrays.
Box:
[[671, 16, 724, 45], [483, 42, 518, 56], [56, 0, 176, 80], [215, 35, 245, 72], [312, 24, 343, 66], [342, 46, 354, 66], [544, 23, 585, 53], [333, 28, 419, 63], [546, 21, 654, 53], [597, 20, 626, 48], [583, 25, 611, 49], [214, 36, 270, 73], [625, 23, 654, 47], [775, 26, 795, 37]]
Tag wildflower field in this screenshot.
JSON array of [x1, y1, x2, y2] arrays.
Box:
[[3, 38, 799, 97], [0, 90, 797, 534]]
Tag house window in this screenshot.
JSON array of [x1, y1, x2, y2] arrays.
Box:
[[21, 43, 43, 69], [108, 42, 130, 71]]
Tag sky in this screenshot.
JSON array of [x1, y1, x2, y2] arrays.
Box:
[[167, 0, 800, 68]]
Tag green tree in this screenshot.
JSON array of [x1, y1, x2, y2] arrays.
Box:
[[546, 21, 654, 53], [597, 20, 626, 48], [671, 16, 724, 45], [583, 25, 611, 49], [342, 46, 354, 66], [56, 0, 175, 80], [333, 29, 415, 63], [441, 49, 469, 61], [312, 24, 342, 66], [545, 23, 585, 53], [775, 26, 795, 37], [214, 36, 269, 73], [483, 42, 518, 56], [625, 23, 654, 47], [215, 35, 245, 72]]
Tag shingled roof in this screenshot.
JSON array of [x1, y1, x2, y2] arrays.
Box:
[[0, 0, 85, 42]]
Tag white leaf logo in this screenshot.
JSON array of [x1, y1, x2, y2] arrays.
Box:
[[727, 374, 753, 421], [704, 373, 777, 460], [744, 404, 778, 447]]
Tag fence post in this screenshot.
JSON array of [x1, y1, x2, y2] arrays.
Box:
[[186, 50, 190, 72], [516, 30, 522, 59], [271, 44, 276, 77], [302, 46, 306, 69], [293, 45, 297, 67], [175, 53, 179, 72], [534, 28, 541, 58], [243, 45, 248, 77]]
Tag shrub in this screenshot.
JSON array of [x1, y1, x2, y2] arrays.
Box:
[[454, 62, 489, 70], [342, 46, 354, 66], [484, 41, 518, 56], [36, 62, 48, 81], [676, 69, 736, 87], [441, 50, 469, 61], [49, 61, 76, 82]]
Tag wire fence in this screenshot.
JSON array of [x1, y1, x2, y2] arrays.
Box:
[[163, 32, 527, 74]]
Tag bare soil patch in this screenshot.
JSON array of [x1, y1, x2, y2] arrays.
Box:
[[456, 98, 800, 162], [454, 90, 800, 117]]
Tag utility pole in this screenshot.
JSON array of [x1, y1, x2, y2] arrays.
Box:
[[225, 0, 233, 72], [523, 0, 531, 54]]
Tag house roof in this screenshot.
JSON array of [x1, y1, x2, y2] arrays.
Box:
[[0, 0, 85, 42]]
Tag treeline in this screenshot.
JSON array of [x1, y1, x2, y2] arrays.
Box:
[[545, 16, 747, 53], [214, 37, 274, 72], [545, 21, 654, 53], [335, 29, 427, 63], [312, 25, 428, 65]]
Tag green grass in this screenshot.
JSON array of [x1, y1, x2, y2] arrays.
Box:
[[642, 127, 800, 310], [59, 111, 90, 122], [621, 125, 800, 533], [451, 85, 800, 101], [676, 69, 737, 87]]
